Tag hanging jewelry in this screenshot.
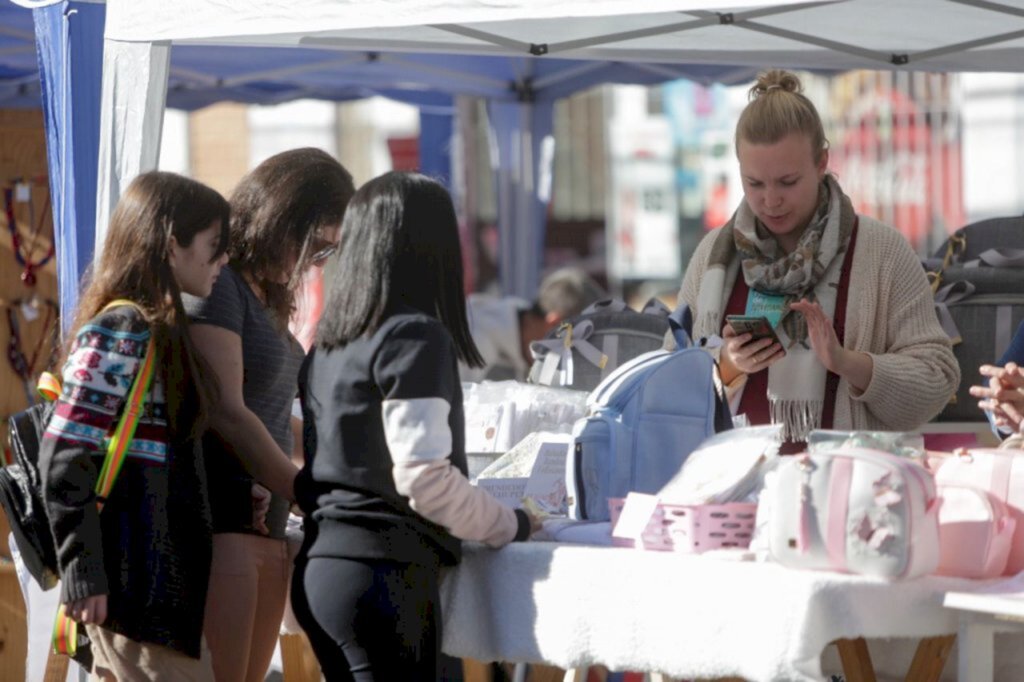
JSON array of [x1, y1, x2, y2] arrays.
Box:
[[5, 297, 59, 406], [4, 182, 55, 287]]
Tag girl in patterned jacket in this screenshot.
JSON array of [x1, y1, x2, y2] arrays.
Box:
[[40, 171, 229, 680]]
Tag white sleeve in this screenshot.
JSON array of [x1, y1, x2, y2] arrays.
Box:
[[383, 398, 519, 547]]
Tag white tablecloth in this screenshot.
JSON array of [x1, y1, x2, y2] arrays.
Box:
[[439, 542, 1006, 682]]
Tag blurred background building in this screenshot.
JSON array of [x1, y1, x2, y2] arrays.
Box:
[[157, 70, 1024, 307]]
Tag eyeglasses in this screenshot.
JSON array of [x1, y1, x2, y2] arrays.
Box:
[[307, 242, 338, 265]]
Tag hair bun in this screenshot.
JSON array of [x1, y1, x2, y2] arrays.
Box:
[[750, 69, 803, 100]]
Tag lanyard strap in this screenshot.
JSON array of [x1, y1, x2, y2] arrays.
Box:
[[95, 333, 155, 509]]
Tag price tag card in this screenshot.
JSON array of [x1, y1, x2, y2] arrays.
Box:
[[610, 492, 660, 542], [476, 477, 529, 509]]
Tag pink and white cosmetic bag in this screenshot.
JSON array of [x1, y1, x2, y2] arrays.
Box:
[[934, 448, 1024, 575], [768, 447, 940, 579], [935, 483, 1015, 579]]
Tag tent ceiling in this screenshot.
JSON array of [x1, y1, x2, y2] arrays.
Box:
[[164, 46, 754, 109], [104, 0, 1024, 73], [10, 0, 1024, 111], [0, 1, 762, 110]]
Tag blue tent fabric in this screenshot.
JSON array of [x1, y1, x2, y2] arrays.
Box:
[[418, 111, 453, 190], [490, 99, 553, 299], [0, 2, 43, 109], [160, 45, 732, 109], [31, 1, 104, 334]]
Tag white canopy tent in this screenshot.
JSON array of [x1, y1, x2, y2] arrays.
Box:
[[96, 0, 1024, 297], [104, 0, 1024, 72]]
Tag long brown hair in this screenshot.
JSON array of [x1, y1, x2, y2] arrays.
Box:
[[228, 148, 355, 328], [67, 171, 230, 440]]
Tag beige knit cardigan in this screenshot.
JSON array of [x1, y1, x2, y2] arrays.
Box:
[[678, 215, 960, 432]]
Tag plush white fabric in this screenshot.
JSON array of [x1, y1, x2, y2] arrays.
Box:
[[439, 542, 1023, 681]]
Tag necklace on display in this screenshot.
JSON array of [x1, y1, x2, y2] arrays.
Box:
[[5, 296, 60, 406], [4, 179, 55, 287]]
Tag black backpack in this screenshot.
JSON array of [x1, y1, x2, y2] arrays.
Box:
[[923, 217, 1024, 421], [527, 298, 672, 393], [0, 401, 60, 590], [1, 402, 94, 665]]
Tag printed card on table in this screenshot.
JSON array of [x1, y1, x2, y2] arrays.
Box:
[[464, 401, 516, 454], [611, 492, 660, 543], [522, 437, 571, 515], [476, 477, 529, 508]]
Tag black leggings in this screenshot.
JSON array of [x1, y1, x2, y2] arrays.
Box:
[[291, 556, 441, 681]]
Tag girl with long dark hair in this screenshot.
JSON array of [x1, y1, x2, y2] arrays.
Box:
[[41, 171, 229, 679], [292, 171, 538, 680], [183, 147, 355, 681]]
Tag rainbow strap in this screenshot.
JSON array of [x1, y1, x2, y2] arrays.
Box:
[[36, 371, 61, 402], [50, 300, 156, 657]]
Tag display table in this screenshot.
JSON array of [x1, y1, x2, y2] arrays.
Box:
[[439, 542, 994, 682], [944, 573, 1024, 682]]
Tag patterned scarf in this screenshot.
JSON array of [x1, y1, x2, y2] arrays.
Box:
[[694, 175, 856, 441]]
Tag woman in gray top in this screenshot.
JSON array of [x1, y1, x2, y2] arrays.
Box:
[[184, 148, 355, 682]]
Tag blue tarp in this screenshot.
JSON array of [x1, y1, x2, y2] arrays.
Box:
[[32, 1, 103, 331]]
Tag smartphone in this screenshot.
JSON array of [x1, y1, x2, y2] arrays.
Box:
[[725, 315, 785, 352]]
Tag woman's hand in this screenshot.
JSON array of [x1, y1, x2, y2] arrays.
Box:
[[789, 299, 843, 372], [719, 323, 785, 383], [789, 298, 873, 393], [252, 483, 271, 535], [971, 362, 1024, 433], [66, 594, 107, 625]]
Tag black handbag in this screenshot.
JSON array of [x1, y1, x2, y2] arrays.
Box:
[[1, 401, 60, 590], [2, 402, 94, 667]]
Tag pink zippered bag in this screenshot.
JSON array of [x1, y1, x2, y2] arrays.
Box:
[[935, 448, 1024, 575], [935, 483, 1015, 578]]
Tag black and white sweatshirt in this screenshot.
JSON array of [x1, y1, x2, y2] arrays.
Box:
[[296, 307, 529, 566]]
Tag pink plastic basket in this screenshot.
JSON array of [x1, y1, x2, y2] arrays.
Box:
[[608, 498, 757, 553]]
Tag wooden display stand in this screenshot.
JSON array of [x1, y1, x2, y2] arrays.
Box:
[[0, 107, 58, 682], [0, 561, 28, 681]]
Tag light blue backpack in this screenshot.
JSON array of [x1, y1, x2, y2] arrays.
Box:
[[566, 306, 732, 521]]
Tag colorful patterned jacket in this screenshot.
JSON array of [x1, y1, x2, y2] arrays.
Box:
[[40, 304, 212, 658]]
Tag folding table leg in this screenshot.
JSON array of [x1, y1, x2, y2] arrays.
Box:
[[562, 667, 588, 682], [957, 618, 995, 682], [835, 637, 878, 682], [904, 634, 956, 682], [279, 633, 320, 682]]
